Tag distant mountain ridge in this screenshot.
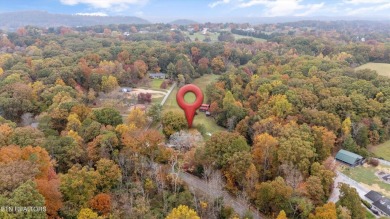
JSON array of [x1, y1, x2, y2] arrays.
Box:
[[0, 11, 150, 30], [169, 19, 198, 25]]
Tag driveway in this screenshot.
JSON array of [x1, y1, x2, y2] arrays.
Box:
[[328, 170, 370, 203]]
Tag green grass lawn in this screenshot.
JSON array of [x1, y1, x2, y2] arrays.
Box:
[[184, 31, 266, 43], [151, 96, 164, 105], [365, 210, 376, 219], [163, 74, 225, 134], [148, 79, 164, 90], [341, 164, 390, 197], [356, 63, 390, 78], [232, 34, 267, 42], [184, 31, 219, 42], [371, 140, 390, 160]]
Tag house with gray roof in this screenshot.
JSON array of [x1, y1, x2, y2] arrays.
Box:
[[365, 190, 390, 216], [373, 198, 390, 216], [149, 73, 167, 79], [365, 190, 383, 203]]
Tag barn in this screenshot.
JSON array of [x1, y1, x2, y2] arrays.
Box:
[[335, 149, 363, 167]]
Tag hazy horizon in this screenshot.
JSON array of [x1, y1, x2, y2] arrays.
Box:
[[2, 0, 390, 24]]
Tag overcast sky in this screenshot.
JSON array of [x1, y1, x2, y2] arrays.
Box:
[[1, 0, 390, 22]]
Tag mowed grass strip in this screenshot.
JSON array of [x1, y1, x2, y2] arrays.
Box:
[[184, 31, 219, 42], [142, 79, 169, 92], [149, 79, 164, 90], [372, 140, 390, 160], [356, 62, 390, 77], [366, 210, 376, 219], [232, 34, 267, 42], [163, 74, 225, 134]]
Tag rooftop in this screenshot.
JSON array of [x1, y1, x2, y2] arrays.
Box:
[[373, 197, 390, 215], [149, 72, 166, 76], [335, 149, 363, 165], [365, 190, 383, 203]]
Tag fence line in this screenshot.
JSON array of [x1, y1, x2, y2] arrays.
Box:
[[160, 82, 177, 106]]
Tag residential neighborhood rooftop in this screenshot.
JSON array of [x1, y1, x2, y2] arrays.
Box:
[[365, 190, 383, 203], [373, 197, 390, 216]]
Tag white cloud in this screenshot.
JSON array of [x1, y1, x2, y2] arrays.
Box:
[[342, 0, 390, 16], [208, 0, 231, 8], [263, 0, 305, 16], [238, 0, 269, 8], [344, 0, 389, 4], [295, 2, 324, 16], [346, 2, 390, 15], [60, 0, 148, 8], [235, 0, 325, 17], [75, 12, 108, 16]]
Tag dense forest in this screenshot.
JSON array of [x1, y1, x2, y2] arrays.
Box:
[[0, 20, 390, 219]]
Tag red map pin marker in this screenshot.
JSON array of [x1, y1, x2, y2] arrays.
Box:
[[176, 84, 204, 128]]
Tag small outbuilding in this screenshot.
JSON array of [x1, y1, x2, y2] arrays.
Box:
[[149, 73, 167, 79], [199, 104, 210, 112], [335, 149, 363, 167]]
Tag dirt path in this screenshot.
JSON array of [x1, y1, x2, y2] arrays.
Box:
[[129, 88, 167, 98]]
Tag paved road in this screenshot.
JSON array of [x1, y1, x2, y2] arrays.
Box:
[[378, 159, 390, 167], [328, 171, 370, 203], [179, 172, 263, 219]]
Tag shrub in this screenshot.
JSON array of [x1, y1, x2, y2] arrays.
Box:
[[138, 92, 152, 104], [361, 198, 372, 209], [160, 80, 168, 89], [368, 158, 379, 167]]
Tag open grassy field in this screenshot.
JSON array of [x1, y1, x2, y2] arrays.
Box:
[[232, 34, 267, 42], [184, 31, 266, 43], [163, 74, 225, 134], [356, 62, 390, 77], [184, 31, 219, 42], [371, 140, 390, 160], [341, 164, 390, 197], [149, 79, 164, 90]]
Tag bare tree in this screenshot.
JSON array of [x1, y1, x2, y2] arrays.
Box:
[[280, 163, 303, 189], [168, 130, 204, 152], [21, 113, 34, 126]]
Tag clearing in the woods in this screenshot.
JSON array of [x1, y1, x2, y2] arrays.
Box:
[[163, 74, 225, 134], [356, 62, 390, 77]]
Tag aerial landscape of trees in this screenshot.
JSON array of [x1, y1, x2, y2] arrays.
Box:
[[0, 19, 390, 218]]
